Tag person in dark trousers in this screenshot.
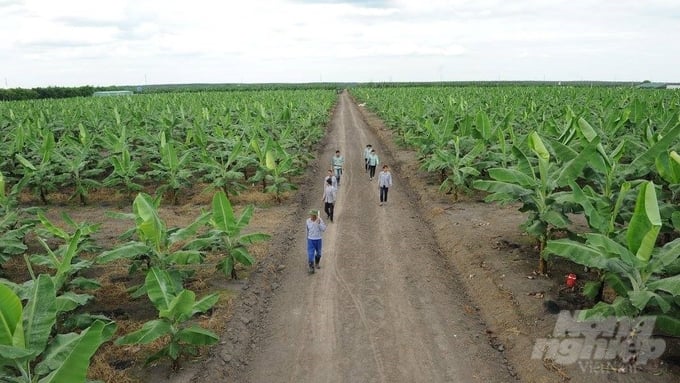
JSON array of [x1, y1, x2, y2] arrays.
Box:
[[364, 144, 373, 172], [322, 177, 337, 222], [378, 164, 393, 206], [367, 149, 379, 180], [306, 209, 326, 273], [331, 150, 345, 187]]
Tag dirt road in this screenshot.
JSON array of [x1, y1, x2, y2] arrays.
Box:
[[218, 92, 511, 383]]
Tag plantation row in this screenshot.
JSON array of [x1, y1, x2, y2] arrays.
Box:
[[351, 86, 680, 335], [0, 89, 337, 381], [0, 89, 336, 205]]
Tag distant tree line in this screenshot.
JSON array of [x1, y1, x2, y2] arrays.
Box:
[[0, 86, 109, 101], [0, 81, 647, 102]]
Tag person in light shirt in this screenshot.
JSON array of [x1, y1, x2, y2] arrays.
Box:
[[378, 165, 393, 206], [331, 150, 345, 187], [306, 209, 326, 273], [363, 144, 373, 172], [367, 149, 380, 180], [322, 178, 337, 222], [325, 169, 338, 189]]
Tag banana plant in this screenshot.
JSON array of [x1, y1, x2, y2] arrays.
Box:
[[97, 193, 210, 293], [200, 191, 270, 279], [249, 134, 297, 200], [546, 181, 680, 335], [421, 135, 484, 201], [0, 274, 117, 382], [14, 130, 57, 204], [0, 210, 31, 266], [102, 146, 144, 199], [0, 172, 34, 266], [149, 131, 194, 205], [115, 267, 219, 371], [53, 136, 103, 205], [473, 131, 598, 274], [197, 138, 248, 197], [263, 146, 298, 203], [27, 229, 98, 313], [248, 134, 275, 191]]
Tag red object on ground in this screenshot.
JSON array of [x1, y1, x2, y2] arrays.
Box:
[[566, 273, 577, 288]]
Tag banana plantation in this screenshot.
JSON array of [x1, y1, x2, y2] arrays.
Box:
[[0, 89, 335, 382], [352, 85, 680, 335], [1, 85, 679, 381]]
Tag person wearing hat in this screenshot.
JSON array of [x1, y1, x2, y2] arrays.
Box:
[[306, 209, 326, 273], [322, 177, 337, 222]]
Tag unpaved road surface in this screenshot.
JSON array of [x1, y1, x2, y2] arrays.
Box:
[[234, 92, 514, 383]]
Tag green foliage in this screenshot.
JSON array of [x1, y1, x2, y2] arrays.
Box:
[[97, 193, 210, 289], [115, 267, 218, 370], [197, 138, 248, 197], [202, 191, 270, 279], [150, 132, 194, 205], [14, 130, 57, 204], [0, 274, 116, 382], [546, 182, 680, 335], [421, 135, 483, 200], [473, 131, 596, 273]]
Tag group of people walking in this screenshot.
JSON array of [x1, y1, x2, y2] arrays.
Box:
[[305, 145, 393, 273]]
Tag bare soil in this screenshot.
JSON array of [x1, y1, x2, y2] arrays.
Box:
[[9, 91, 678, 383]]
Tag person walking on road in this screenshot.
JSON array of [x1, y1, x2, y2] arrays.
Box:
[[331, 150, 345, 187], [378, 165, 393, 206], [364, 144, 373, 172], [367, 149, 379, 180], [325, 169, 338, 189], [322, 177, 337, 222], [306, 209, 326, 273]]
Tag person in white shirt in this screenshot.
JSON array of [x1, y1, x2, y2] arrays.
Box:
[[378, 165, 393, 206], [322, 178, 337, 222], [331, 150, 345, 187], [306, 209, 326, 273]]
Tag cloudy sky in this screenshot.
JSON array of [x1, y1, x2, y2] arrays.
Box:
[[1, 0, 679, 88]]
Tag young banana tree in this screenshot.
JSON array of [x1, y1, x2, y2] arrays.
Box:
[[473, 131, 598, 274], [421, 135, 484, 201], [0, 172, 33, 265], [202, 191, 270, 279], [263, 147, 298, 203], [97, 193, 210, 294], [53, 135, 103, 205], [115, 267, 219, 371], [14, 130, 57, 204], [102, 146, 144, 199], [197, 138, 248, 197], [150, 132, 194, 205], [546, 181, 680, 335], [27, 228, 99, 313], [0, 274, 116, 382]]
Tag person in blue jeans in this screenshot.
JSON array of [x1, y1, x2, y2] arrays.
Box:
[[306, 209, 326, 273]]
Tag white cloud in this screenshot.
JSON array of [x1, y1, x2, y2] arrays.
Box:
[[0, 0, 678, 87]]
